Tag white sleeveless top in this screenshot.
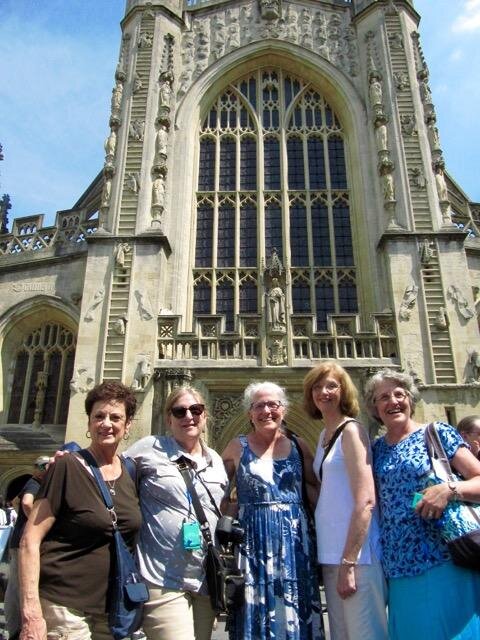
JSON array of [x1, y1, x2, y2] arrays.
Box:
[[313, 422, 381, 565]]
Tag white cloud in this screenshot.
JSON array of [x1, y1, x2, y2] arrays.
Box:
[[452, 0, 480, 32]]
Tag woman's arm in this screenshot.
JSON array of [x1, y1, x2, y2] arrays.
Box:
[[221, 438, 242, 517], [337, 422, 376, 599], [417, 446, 480, 519], [19, 499, 56, 640], [296, 437, 320, 509]]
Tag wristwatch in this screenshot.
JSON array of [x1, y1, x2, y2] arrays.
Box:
[[341, 558, 357, 567]]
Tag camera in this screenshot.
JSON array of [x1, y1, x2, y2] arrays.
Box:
[[215, 515, 245, 547]]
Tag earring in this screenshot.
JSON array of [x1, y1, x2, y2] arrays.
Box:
[[123, 431, 130, 441], [85, 431, 91, 439]]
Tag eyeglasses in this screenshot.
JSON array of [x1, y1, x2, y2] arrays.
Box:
[[36, 463, 48, 471], [170, 404, 205, 419], [250, 400, 283, 412], [375, 390, 408, 404], [312, 381, 340, 393]]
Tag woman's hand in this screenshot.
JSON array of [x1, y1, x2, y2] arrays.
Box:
[[415, 483, 451, 519], [20, 615, 47, 640], [337, 564, 357, 599]]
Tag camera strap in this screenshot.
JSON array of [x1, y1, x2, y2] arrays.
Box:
[[177, 459, 215, 546]]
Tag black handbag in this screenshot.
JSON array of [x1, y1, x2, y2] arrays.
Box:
[[80, 450, 149, 639], [424, 423, 480, 572], [177, 459, 245, 613]]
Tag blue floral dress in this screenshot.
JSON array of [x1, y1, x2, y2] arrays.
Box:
[[373, 422, 480, 639], [228, 435, 324, 640]]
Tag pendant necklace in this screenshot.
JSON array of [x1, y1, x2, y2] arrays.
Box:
[[106, 479, 116, 496]]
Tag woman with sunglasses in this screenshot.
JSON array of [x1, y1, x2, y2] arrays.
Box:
[[222, 381, 324, 640], [125, 386, 228, 640], [303, 362, 387, 640]]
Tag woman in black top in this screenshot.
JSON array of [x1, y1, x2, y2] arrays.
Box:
[[19, 382, 142, 640]]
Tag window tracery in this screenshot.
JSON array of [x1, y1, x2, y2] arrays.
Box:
[[194, 68, 357, 332]]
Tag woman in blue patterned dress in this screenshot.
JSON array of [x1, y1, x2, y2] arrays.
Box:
[[222, 381, 324, 640], [364, 369, 480, 640]]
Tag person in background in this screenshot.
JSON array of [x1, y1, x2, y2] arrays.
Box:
[[222, 381, 324, 640], [19, 382, 141, 640], [303, 362, 387, 640], [457, 415, 480, 460], [364, 369, 480, 639], [4, 456, 50, 640], [125, 386, 228, 640]]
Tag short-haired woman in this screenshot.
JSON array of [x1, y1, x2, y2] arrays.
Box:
[[222, 381, 324, 640], [365, 368, 480, 639]]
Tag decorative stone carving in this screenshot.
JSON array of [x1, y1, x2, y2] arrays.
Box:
[[101, 178, 112, 210], [137, 32, 153, 49], [211, 14, 226, 60], [114, 242, 131, 268], [381, 168, 395, 203], [132, 355, 152, 391], [448, 285, 474, 320], [104, 130, 117, 160], [410, 167, 426, 189], [266, 278, 286, 331], [111, 82, 123, 114], [267, 336, 287, 365], [401, 114, 416, 136], [70, 367, 95, 394], [465, 350, 480, 383], [399, 282, 418, 320], [434, 166, 448, 202], [126, 172, 140, 194], [33, 371, 48, 428], [154, 125, 168, 165], [135, 290, 154, 321], [259, 0, 281, 21], [151, 176, 166, 221], [133, 72, 143, 94], [434, 306, 449, 330], [129, 119, 145, 142], [419, 238, 434, 265], [211, 396, 243, 443], [389, 32, 403, 50], [112, 315, 127, 335], [394, 72, 409, 91], [265, 247, 284, 278], [375, 119, 388, 153], [84, 287, 105, 322]]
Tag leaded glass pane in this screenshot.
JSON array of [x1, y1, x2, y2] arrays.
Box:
[[290, 204, 308, 266], [58, 349, 75, 425], [264, 137, 280, 190], [195, 206, 213, 267], [265, 204, 283, 261], [7, 350, 28, 423], [25, 351, 45, 424], [240, 205, 257, 266], [219, 137, 236, 191], [44, 350, 62, 424], [292, 282, 311, 313], [198, 138, 215, 191], [217, 283, 234, 331], [217, 205, 235, 267], [312, 204, 331, 265], [287, 136, 305, 189], [194, 282, 211, 314], [308, 137, 326, 189], [240, 138, 257, 190], [240, 281, 257, 313], [334, 202, 354, 266], [339, 281, 358, 313], [328, 135, 347, 189], [315, 283, 335, 331]]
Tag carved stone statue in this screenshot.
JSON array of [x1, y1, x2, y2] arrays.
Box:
[[111, 82, 123, 112], [369, 74, 383, 108], [410, 167, 426, 189], [427, 122, 441, 152], [419, 77, 433, 104], [114, 242, 131, 268], [129, 120, 145, 141], [104, 131, 116, 158], [126, 172, 140, 194], [382, 172, 395, 203], [70, 367, 94, 394], [112, 316, 127, 336], [152, 177, 165, 210], [135, 290, 154, 321], [133, 355, 152, 391], [401, 114, 416, 136], [466, 350, 480, 383], [259, 0, 281, 21], [448, 285, 474, 320], [159, 77, 173, 108], [101, 179, 112, 209], [419, 238, 434, 265], [267, 278, 286, 329], [138, 32, 153, 48], [375, 121, 388, 152], [155, 125, 168, 160], [133, 72, 143, 94], [434, 306, 448, 330], [399, 282, 418, 320], [435, 167, 448, 202], [85, 287, 105, 322]]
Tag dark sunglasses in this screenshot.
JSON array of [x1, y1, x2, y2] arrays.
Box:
[[170, 403, 205, 419]]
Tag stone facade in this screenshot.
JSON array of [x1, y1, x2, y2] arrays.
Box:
[[0, 0, 479, 497]]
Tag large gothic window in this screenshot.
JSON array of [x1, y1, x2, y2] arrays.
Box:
[[7, 323, 76, 425], [194, 69, 357, 332]]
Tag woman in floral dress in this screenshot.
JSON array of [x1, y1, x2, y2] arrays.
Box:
[[222, 381, 324, 640]]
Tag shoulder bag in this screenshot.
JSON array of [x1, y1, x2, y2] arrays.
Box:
[[424, 423, 480, 571], [177, 459, 245, 614], [79, 450, 149, 640]]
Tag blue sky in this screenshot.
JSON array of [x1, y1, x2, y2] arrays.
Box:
[[0, 0, 479, 228]]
